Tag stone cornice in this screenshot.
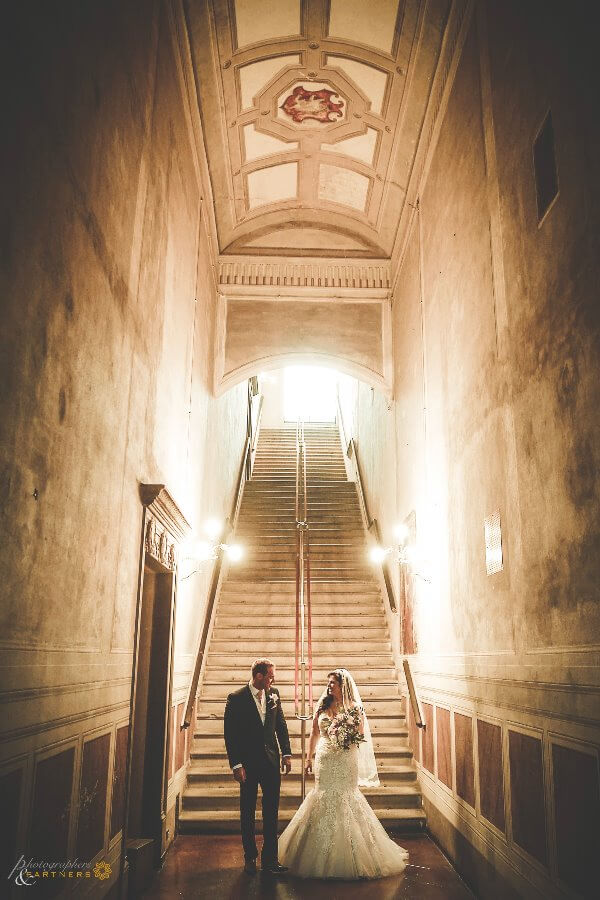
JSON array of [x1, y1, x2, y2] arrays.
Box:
[[218, 256, 391, 292], [139, 484, 191, 543]]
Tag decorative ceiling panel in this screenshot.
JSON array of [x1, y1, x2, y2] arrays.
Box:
[[327, 0, 400, 55], [233, 0, 301, 49], [186, 0, 454, 258]]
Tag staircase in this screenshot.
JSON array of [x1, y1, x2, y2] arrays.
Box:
[[180, 423, 425, 833]]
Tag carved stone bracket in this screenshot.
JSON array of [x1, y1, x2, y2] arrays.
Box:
[[140, 484, 191, 569]]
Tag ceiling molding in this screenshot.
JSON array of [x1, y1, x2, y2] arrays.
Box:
[[218, 256, 391, 291], [185, 0, 451, 258]]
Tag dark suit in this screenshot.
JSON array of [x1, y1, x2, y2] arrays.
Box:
[[224, 685, 291, 865]]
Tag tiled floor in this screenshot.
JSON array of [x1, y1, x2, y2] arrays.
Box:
[[140, 834, 476, 899]]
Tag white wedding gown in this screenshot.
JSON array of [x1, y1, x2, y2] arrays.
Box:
[[278, 713, 409, 879]]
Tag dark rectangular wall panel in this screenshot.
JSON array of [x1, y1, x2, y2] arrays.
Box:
[[30, 747, 75, 858], [454, 712, 475, 807], [552, 743, 600, 897], [110, 724, 129, 840], [422, 702, 434, 773], [168, 705, 175, 780], [175, 701, 186, 773], [76, 732, 110, 861], [508, 730, 547, 865], [477, 719, 505, 832], [436, 706, 452, 788], [1, 766, 23, 879]]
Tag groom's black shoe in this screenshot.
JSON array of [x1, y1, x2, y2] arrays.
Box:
[[243, 859, 257, 875], [262, 862, 288, 875]]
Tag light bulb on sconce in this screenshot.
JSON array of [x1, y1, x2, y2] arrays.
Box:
[[180, 518, 244, 579], [369, 522, 431, 583], [369, 545, 388, 564], [223, 543, 243, 562]]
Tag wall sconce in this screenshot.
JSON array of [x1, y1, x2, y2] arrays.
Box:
[[369, 522, 431, 583], [181, 518, 243, 579]]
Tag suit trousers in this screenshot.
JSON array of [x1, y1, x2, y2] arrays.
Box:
[[239, 756, 281, 865]]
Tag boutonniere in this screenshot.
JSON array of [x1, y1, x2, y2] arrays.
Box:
[[267, 692, 279, 710]]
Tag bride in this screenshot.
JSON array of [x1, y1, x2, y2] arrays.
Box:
[[278, 668, 409, 879]]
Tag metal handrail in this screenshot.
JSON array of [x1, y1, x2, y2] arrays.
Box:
[[335, 396, 397, 613], [182, 431, 252, 731], [294, 418, 313, 801]]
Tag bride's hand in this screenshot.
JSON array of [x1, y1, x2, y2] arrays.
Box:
[[305, 759, 312, 775]]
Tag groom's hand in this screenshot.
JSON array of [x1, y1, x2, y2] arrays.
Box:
[[282, 757, 292, 775], [233, 766, 246, 784]]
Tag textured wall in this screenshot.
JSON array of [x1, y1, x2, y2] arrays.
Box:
[[356, 2, 600, 897], [0, 0, 246, 889]]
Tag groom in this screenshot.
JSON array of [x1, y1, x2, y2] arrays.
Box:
[[224, 657, 292, 875]]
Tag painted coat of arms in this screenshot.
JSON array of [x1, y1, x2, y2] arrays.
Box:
[[280, 86, 345, 124]]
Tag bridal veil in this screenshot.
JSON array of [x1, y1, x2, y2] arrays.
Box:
[[316, 667, 380, 787]]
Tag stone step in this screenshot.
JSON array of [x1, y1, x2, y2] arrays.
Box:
[[210, 627, 388, 642], [214, 614, 387, 627], [182, 784, 422, 812], [194, 717, 405, 736], [186, 765, 417, 786], [207, 640, 391, 652], [178, 806, 426, 834], [203, 666, 397, 681], [196, 698, 404, 716], [192, 734, 408, 753], [205, 653, 395, 668]]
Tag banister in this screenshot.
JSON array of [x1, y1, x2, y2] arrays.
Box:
[[181, 430, 252, 730], [335, 397, 397, 613], [294, 417, 313, 801], [403, 659, 424, 729]]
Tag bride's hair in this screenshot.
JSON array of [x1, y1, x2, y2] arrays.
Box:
[[316, 670, 343, 716]]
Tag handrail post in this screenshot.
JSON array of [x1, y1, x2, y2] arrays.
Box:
[[294, 417, 312, 802]]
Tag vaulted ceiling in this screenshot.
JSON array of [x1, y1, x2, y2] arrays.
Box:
[[186, 0, 451, 259]]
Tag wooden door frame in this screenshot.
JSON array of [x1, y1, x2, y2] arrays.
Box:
[[119, 485, 190, 892]]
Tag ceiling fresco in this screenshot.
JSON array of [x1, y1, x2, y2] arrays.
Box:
[[186, 0, 451, 257]]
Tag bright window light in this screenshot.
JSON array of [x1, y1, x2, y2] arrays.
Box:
[[283, 366, 337, 422]]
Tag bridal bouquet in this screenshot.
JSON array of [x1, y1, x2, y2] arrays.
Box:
[[327, 706, 365, 751]]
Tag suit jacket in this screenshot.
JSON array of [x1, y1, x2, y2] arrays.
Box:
[[224, 685, 291, 770]]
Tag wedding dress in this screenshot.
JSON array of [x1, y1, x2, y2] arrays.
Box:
[[278, 711, 409, 879]]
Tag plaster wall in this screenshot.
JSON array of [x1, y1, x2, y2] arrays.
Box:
[[218, 297, 387, 390], [0, 0, 246, 889], [354, 3, 600, 897]]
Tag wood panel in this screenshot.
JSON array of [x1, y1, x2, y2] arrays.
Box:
[[169, 705, 175, 780], [508, 730, 547, 865], [175, 701, 186, 773], [436, 706, 452, 789], [30, 747, 75, 858], [422, 702, 434, 773], [76, 733, 110, 860], [552, 743, 600, 897], [110, 724, 129, 840], [454, 712, 475, 808], [477, 719, 505, 831], [1, 766, 23, 879]]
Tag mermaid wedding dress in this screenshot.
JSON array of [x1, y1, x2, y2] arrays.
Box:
[[278, 712, 409, 879]]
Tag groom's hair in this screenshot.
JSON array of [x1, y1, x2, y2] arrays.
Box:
[[251, 657, 274, 678]]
